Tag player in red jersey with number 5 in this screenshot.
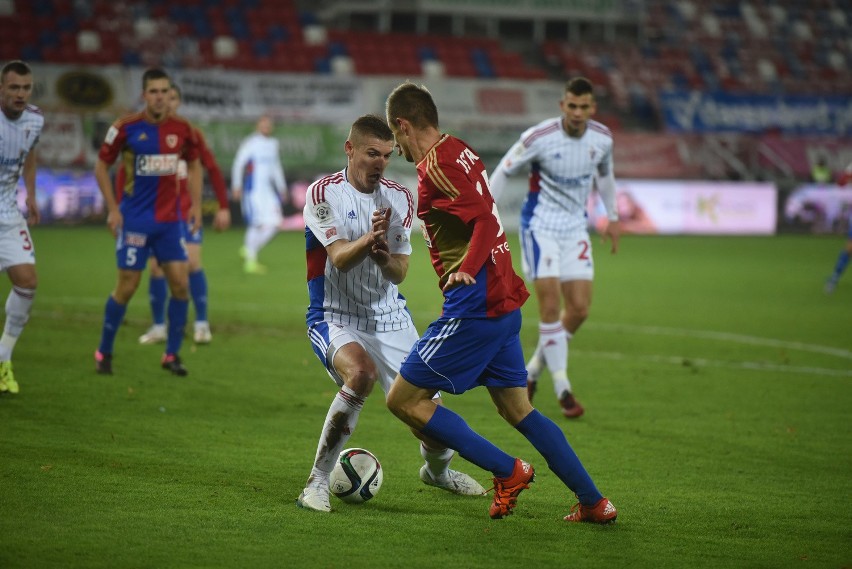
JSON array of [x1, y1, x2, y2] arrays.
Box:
[[93, 68, 202, 377], [384, 82, 617, 523]]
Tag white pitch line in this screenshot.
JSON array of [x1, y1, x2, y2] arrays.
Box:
[[580, 350, 852, 378], [588, 322, 852, 361]]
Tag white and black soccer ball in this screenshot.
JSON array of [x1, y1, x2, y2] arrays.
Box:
[[329, 448, 383, 504]]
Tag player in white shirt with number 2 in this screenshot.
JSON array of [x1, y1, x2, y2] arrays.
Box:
[[489, 77, 621, 419]]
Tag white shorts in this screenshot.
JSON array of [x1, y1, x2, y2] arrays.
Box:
[[519, 228, 594, 281], [324, 322, 420, 396], [0, 219, 36, 271], [243, 190, 283, 227]]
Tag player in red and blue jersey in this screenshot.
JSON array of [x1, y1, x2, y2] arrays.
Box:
[[93, 68, 202, 377], [133, 84, 231, 346], [384, 82, 617, 524]]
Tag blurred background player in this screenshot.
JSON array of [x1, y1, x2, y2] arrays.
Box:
[[489, 77, 621, 418], [824, 216, 852, 294], [0, 61, 43, 395], [384, 82, 616, 523], [297, 115, 483, 513], [93, 67, 202, 376], [136, 84, 231, 345], [231, 115, 286, 275]]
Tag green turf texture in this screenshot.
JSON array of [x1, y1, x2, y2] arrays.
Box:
[[1, 227, 850, 569]]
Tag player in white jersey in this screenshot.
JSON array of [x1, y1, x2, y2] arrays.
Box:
[[297, 115, 484, 513], [489, 77, 621, 418], [0, 61, 43, 395], [230, 115, 286, 275]]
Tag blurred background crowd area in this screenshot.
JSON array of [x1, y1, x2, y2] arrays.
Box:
[[2, 0, 850, 231]]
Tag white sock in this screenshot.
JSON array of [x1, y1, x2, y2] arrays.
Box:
[[552, 329, 574, 396], [0, 286, 34, 361], [307, 385, 364, 486], [421, 442, 453, 480], [526, 344, 544, 381], [539, 321, 566, 374], [245, 225, 278, 261]]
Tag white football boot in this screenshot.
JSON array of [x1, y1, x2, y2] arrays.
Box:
[[138, 324, 166, 345], [296, 485, 332, 512], [193, 321, 212, 344], [419, 465, 486, 496]]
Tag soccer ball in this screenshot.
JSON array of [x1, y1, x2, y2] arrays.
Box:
[[329, 448, 383, 504]]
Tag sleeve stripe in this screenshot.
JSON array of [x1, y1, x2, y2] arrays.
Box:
[[522, 120, 559, 146], [425, 150, 460, 199], [382, 178, 415, 228], [311, 171, 345, 205]]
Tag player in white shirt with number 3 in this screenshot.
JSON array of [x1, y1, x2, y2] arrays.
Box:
[[0, 61, 43, 395], [489, 77, 621, 418]]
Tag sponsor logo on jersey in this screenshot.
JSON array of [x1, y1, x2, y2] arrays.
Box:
[[124, 232, 147, 247], [314, 202, 331, 221], [104, 125, 119, 145], [135, 153, 179, 176], [325, 227, 337, 239]]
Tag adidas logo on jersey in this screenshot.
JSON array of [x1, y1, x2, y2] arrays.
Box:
[[347, 210, 356, 219]]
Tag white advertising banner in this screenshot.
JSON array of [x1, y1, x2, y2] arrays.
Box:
[[128, 69, 365, 123], [497, 179, 778, 235]]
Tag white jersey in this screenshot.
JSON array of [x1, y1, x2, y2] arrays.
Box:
[[0, 104, 43, 224], [304, 168, 415, 332], [494, 117, 614, 236], [231, 132, 286, 225]]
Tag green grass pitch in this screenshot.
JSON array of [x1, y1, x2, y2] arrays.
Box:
[[1, 226, 850, 569]]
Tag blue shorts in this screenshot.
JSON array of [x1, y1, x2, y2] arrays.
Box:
[[399, 309, 527, 395], [116, 221, 187, 270]]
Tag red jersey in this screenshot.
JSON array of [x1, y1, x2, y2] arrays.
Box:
[[115, 125, 227, 215], [100, 111, 199, 224], [416, 134, 529, 318]]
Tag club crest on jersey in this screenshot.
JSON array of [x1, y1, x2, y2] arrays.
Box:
[[314, 202, 331, 221], [166, 134, 178, 148]]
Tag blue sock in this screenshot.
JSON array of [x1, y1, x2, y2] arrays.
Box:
[[189, 270, 208, 322], [421, 405, 516, 478], [165, 298, 189, 355], [515, 410, 603, 505], [832, 251, 850, 280], [98, 296, 127, 355], [149, 276, 167, 326]]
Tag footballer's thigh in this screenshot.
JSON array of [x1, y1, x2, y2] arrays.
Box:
[[5, 263, 37, 289]]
